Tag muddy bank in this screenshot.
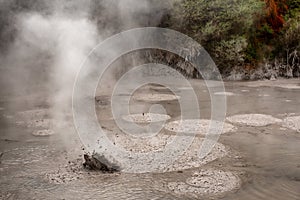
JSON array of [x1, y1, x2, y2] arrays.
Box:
[[111, 49, 300, 81]]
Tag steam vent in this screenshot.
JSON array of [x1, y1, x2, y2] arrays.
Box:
[[0, 0, 300, 199]]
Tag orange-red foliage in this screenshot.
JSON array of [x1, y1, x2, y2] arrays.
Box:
[[264, 0, 288, 32]]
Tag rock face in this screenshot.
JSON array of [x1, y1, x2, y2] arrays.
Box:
[[83, 154, 120, 173]]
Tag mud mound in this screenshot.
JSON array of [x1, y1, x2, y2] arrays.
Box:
[[32, 129, 54, 136], [45, 159, 88, 184], [214, 92, 237, 96], [115, 133, 174, 153], [133, 93, 179, 102], [113, 135, 228, 172], [122, 113, 171, 123], [246, 81, 300, 89], [168, 138, 228, 171], [164, 119, 236, 135], [227, 114, 282, 127], [276, 84, 300, 89], [46, 156, 120, 184], [167, 169, 240, 197], [283, 116, 300, 133], [26, 119, 53, 128]]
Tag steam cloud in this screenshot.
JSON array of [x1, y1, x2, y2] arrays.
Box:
[[0, 0, 173, 143]]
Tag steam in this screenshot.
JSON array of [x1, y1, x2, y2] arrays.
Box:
[[0, 0, 172, 145]]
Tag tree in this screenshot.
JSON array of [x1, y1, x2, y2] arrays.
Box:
[[167, 0, 263, 72], [264, 0, 288, 32]]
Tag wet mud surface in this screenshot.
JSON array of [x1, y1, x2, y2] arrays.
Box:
[[0, 79, 300, 199]]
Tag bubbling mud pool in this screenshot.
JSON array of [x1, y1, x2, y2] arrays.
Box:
[[1, 79, 300, 199]]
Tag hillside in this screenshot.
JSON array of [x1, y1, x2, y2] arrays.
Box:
[[159, 0, 300, 80]]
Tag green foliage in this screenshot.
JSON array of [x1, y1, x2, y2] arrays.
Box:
[[171, 0, 263, 43], [271, 1, 300, 76], [281, 17, 300, 52], [260, 24, 274, 36], [274, 13, 300, 64], [167, 0, 264, 72], [215, 36, 248, 67], [286, 0, 300, 18], [161, 0, 300, 77]]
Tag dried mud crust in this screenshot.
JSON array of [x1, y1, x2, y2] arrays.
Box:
[[164, 119, 237, 135], [133, 93, 180, 102], [32, 129, 54, 136], [93, 134, 229, 172], [167, 138, 228, 172], [245, 81, 300, 89], [45, 156, 120, 184], [227, 114, 282, 127], [167, 169, 240, 197], [147, 85, 181, 93], [283, 116, 300, 133], [214, 92, 237, 96], [122, 113, 171, 123], [114, 133, 174, 153], [45, 158, 88, 184]]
